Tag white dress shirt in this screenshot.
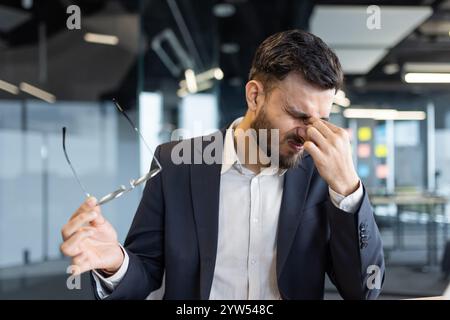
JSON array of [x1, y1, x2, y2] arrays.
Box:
[[93, 117, 364, 299]]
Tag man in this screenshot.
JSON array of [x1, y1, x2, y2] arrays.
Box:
[[60, 29, 385, 300]]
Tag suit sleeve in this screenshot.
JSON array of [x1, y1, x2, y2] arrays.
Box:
[[91, 146, 165, 300], [325, 184, 385, 300]]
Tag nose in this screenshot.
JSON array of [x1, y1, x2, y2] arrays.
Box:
[[295, 127, 307, 139]]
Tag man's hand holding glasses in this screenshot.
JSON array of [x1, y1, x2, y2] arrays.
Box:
[[60, 196, 124, 275], [60, 99, 162, 276]]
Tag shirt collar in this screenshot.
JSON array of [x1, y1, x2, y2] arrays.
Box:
[[220, 117, 287, 176]]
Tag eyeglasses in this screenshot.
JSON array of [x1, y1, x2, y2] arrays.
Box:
[[62, 99, 162, 206]]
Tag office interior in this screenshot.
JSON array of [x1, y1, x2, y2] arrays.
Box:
[[0, 0, 450, 299]]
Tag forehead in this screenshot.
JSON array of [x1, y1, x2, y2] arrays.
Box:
[[270, 72, 335, 116]]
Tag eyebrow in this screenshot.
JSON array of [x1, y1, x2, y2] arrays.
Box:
[[284, 105, 329, 122]]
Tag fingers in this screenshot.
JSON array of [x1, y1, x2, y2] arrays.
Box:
[[90, 209, 106, 227], [303, 140, 323, 161], [306, 126, 327, 149], [70, 253, 91, 275], [69, 197, 105, 229], [310, 120, 334, 139], [61, 211, 98, 240], [80, 197, 105, 226], [70, 196, 100, 220], [60, 227, 95, 256], [306, 117, 349, 147], [320, 119, 342, 133]]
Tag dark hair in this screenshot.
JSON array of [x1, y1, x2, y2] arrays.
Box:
[[249, 29, 343, 93]]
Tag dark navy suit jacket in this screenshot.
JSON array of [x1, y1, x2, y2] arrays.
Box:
[[93, 129, 385, 300]]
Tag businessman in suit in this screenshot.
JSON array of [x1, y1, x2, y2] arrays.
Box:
[[60, 29, 385, 299]]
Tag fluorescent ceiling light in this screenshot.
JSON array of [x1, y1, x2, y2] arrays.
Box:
[[184, 69, 198, 93], [196, 68, 223, 82], [177, 89, 188, 98], [84, 32, 119, 46], [331, 104, 341, 114], [343, 108, 426, 120], [177, 80, 214, 98], [196, 80, 214, 92], [0, 79, 19, 95], [344, 108, 397, 119], [404, 72, 450, 83], [180, 68, 224, 87], [335, 90, 345, 100], [392, 111, 427, 121], [213, 68, 224, 80], [340, 98, 351, 107], [333, 90, 351, 107], [404, 62, 450, 73], [20, 82, 56, 103], [383, 63, 399, 75], [179, 68, 223, 97]]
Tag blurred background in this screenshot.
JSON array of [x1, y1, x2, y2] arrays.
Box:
[[0, 0, 449, 299]]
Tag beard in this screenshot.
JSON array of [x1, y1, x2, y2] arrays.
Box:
[[250, 107, 305, 169]]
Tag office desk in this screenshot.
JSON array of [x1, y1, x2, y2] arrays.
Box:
[[370, 194, 449, 267], [406, 296, 448, 300]]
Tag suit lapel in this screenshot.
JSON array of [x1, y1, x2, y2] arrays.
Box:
[[276, 154, 315, 279], [190, 130, 225, 299]]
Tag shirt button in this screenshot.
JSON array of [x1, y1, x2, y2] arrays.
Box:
[[251, 260, 256, 265], [253, 218, 259, 223]]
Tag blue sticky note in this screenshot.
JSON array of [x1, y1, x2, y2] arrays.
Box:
[[358, 164, 370, 178], [375, 125, 386, 144]]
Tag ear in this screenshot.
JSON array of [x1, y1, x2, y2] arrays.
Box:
[[245, 80, 265, 113]]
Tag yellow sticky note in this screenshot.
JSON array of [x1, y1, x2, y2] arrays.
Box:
[[358, 127, 372, 141], [375, 144, 388, 158]]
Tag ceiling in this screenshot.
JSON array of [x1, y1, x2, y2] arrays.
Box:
[[0, 0, 450, 110]]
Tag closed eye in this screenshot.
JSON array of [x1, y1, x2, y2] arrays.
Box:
[[284, 105, 329, 123], [284, 105, 309, 121]]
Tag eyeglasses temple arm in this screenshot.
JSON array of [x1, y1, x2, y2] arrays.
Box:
[[113, 99, 163, 170], [62, 127, 91, 198]]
